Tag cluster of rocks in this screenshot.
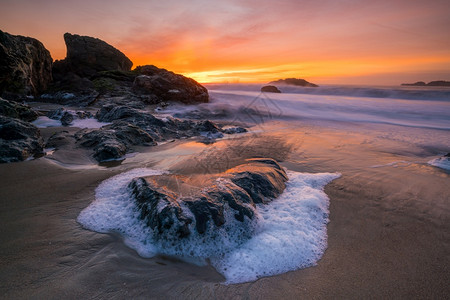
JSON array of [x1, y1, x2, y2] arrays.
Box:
[[129, 158, 288, 239], [0, 98, 43, 163], [69, 105, 246, 162], [0, 30, 224, 163], [1, 30, 209, 107]]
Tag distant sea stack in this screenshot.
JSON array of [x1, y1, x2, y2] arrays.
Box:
[[401, 81, 450, 87], [269, 78, 318, 87], [261, 85, 281, 93]]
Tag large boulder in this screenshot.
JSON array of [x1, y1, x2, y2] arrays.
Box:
[[0, 30, 53, 98], [133, 65, 209, 104], [0, 115, 44, 163], [53, 33, 133, 79], [0, 97, 38, 122], [128, 158, 288, 239]]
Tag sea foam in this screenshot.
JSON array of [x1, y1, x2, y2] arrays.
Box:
[[428, 156, 450, 171], [77, 168, 340, 283]]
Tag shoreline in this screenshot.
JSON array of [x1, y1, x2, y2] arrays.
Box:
[[1, 120, 449, 298]]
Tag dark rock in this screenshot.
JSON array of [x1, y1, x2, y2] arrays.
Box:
[[261, 85, 281, 93], [401, 81, 427, 86], [0, 115, 44, 163], [75, 122, 156, 162], [46, 108, 74, 126], [0, 30, 53, 98], [269, 78, 318, 87], [93, 140, 127, 162], [223, 127, 247, 134], [128, 158, 288, 238], [45, 130, 74, 149], [0, 97, 38, 121], [133, 65, 209, 104], [402, 81, 450, 87], [53, 33, 133, 79], [427, 81, 450, 87], [95, 105, 165, 127]]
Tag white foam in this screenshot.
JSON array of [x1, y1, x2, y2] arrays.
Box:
[[32, 116, 110, 128], [77, 168, 340, 283], [77, 168, 167, 257], [211, 171, 340, 283], [428, 156, 450, 171], [32, 116, 61, 127]]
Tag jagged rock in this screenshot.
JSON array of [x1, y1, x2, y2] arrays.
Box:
[[269, 78, 318, 87], [223, 127, 247, 134], [0, 30, 53, 98], [261, 85, 281, 93], [0, 115, 44, 163], [133, 65, 209, 104], [0, 97, 38, 121], [46, 108, 74, 126], [128, 158, 288, 238], [53, 33, 133, 79], [75, 122, 156, 161]]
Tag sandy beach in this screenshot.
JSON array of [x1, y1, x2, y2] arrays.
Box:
[[1, 119, 449, 299]]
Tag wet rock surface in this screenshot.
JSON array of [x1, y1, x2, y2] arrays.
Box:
[[128, 158, 288, 238], [0, 98, 38, 122], [0, 30, 53, 98], [0, 115, 44, 163]]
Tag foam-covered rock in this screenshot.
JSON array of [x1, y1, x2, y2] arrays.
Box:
[[0, 115, 44, 163], [128, 158, 288, 238], [0, 30, 53, 97]]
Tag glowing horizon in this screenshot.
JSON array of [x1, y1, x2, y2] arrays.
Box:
[[1, 0, 449, 85]]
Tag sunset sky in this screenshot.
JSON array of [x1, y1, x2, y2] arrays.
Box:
[[1, 0, 449, 85]]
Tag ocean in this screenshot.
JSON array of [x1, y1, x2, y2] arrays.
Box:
[[77, 83, 450, 284]]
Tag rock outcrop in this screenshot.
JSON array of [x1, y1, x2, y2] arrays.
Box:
[[401, 80, 450, 87], [0, 97, 38, 122], [128, 158, 288, 238], [269, 78, 318, 87], [0, 115, 44, 163], [133, 65, 209, 104], [71, 105, 245, 162], [0, 30, 53, 98], [261, 85, 281, 93], [53, 33, 133, 79]]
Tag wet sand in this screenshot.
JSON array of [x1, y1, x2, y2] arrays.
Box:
[[1, 120, 449, 299]]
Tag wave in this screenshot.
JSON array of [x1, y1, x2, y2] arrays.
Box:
[[77, 168, 340, 283], [205, 83, 450, 101], [159, 87, 450, 131]]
